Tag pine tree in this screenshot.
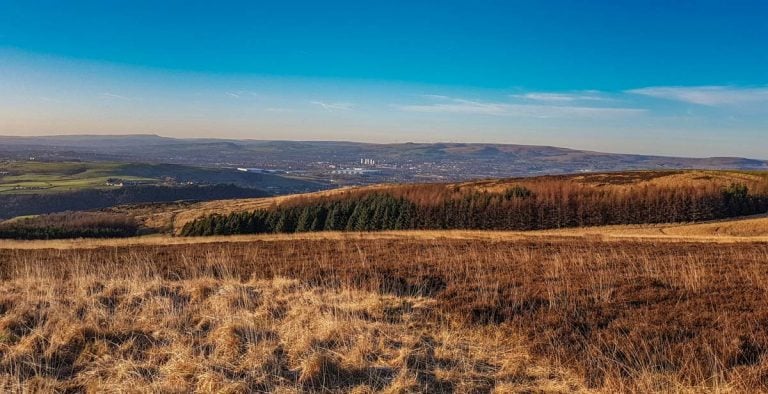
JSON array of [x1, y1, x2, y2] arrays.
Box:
[[296, 207, 313, 232]]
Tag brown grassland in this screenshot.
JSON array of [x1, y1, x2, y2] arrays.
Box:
[[2, 170, 768, 392], [1, 232, 768, 392], [108, 170, 768, 234]]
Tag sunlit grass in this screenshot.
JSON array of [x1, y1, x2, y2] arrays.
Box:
[[1, 235, 766, 391]]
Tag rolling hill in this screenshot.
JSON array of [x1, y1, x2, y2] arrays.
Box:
[[0, 161, 325, 194], [110, 169, 768, 234], [1, 135, 766, 181], [0, 161, 327, 219]]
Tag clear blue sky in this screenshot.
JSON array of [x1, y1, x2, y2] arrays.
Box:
[[1, 1, 766, 157]]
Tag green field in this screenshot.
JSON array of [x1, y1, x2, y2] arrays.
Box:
[[0, 160, 326, 196], [0, 162, 157, 194]]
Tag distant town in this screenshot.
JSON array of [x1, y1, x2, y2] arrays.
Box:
[[1, 136, 766, 189]]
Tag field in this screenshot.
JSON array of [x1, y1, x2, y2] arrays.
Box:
[[1, 231, 767, 392], [543, 214, 768, 239], [2, 213, 768, 251], [0, 161, 325, 196], [0, 162, 155, 194]]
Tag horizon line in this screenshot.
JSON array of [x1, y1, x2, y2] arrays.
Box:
[[1, 133, 767, 162]]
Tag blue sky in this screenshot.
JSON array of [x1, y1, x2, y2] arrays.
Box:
[[1, 1, 766, 157]]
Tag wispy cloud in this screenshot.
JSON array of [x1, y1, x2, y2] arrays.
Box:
[[418, 94, 452, 100], [311, 101, 354, 111], [512, 91, 608, 102], [395, 97, 643, 118], [225, 90, 260, 99], [397, 99, 508, 115], [627, 86, 768, 106], [100, 92, 130, 100]]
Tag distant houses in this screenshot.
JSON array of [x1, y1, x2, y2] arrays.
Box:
[[236, 167, 281, 174], [331, 168, 381, 175], [105, 178, 154, 187], [105, 178, 124, 187]]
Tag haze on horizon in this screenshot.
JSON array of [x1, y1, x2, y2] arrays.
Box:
[[1, 1, 766, 159]]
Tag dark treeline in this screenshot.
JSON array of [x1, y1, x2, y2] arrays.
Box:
[[181, 194, 418, 236], [0, 212, 139, 239], [0, 185, 270, 219], [181, 182, 768, 236]]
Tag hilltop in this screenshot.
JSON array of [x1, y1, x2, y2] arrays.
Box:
[[1, 135, 765, 184], [84, 170, 768, 234], [110, 169, 768, 234], [5, 168, 766, 239]]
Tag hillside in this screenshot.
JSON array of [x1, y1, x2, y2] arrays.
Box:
[[1, 135, 766, 182], [5, 169, 768, 390], [118, 170, 768, 234], [0, 161, 326, 195], [536, 214, 768, 239], [0, 161, 328, 220]]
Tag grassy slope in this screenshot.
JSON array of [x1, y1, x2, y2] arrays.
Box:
[[0, 161, 325, 195], [0, 162, 155, 194], [2, 222, 768, 251], [3, 169, 768, 391], [6, 169, 768, 246], [117, 169, 768, 234], [536, 214, 768, 238], [2, 235, 766, 391]]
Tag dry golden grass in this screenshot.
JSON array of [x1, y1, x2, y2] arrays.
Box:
[[2, 235, 768, 392], [3, 213, 768, 251], [534, 213, 768, 239], [6, 169, 768, 393], [659, 215, 768, 237], [0, 273, 582, 392], [572, 170, 765, 189]]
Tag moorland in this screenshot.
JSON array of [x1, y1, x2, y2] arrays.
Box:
[[1, 169, 768, 392], [1, 230, 767, 392]]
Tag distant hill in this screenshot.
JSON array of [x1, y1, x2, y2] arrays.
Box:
[[0, 161, 327, 219], [0, 161, 325, 195], [0, 184, 270, 221], [1, 135, 765, 181]]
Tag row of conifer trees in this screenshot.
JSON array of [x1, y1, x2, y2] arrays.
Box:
[[0, 212, 139, 240], [180, 182, 768, 236], [180, 194, 418, 236]]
